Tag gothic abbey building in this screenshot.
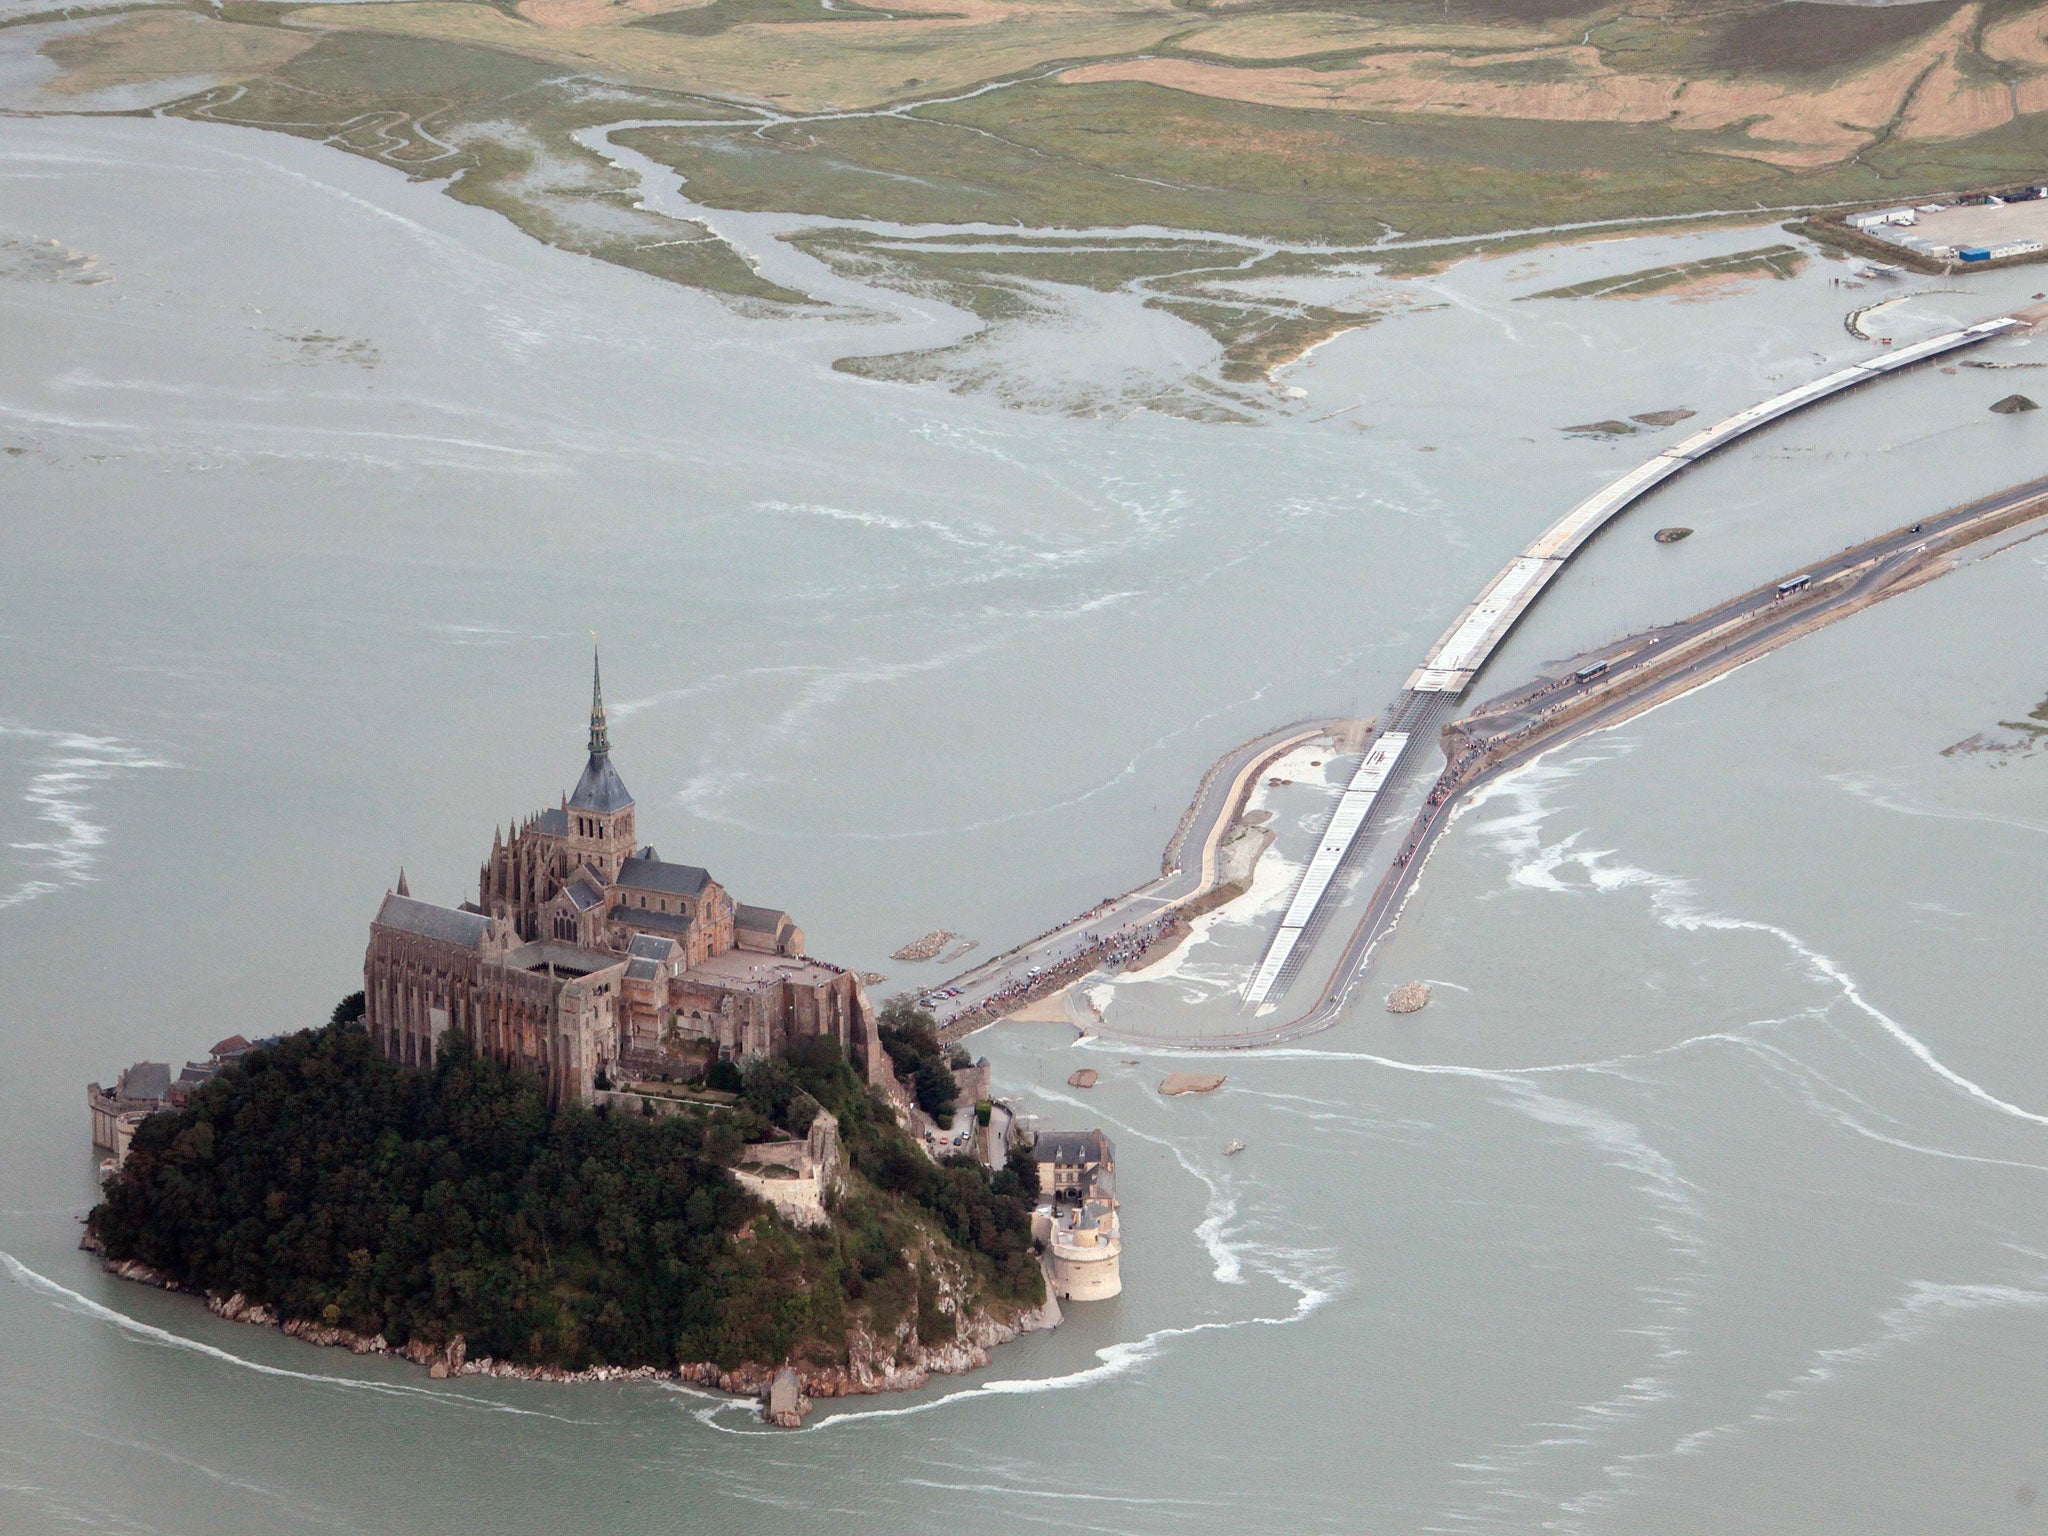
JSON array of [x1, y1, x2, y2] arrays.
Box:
[[363, 658, 880, 1104]]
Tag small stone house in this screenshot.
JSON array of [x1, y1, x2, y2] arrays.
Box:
[[1032, 1129, 1114, 1203]]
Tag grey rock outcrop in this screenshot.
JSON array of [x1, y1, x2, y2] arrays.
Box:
[[765, 1367, 808, 1428], [1386, 982, 1431, 1014]]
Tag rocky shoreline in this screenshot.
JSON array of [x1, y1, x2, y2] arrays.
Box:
[[86, 1236, 1060, 1424]]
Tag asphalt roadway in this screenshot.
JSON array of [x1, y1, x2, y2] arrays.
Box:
[[1094, 469, 2048, 1049]]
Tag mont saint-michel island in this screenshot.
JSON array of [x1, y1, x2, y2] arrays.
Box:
[[20, 0, 2048, 1520], [83, 658, 1120, 1425]]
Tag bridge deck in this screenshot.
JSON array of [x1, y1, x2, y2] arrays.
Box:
[[1243, 316, 2022, 1010]]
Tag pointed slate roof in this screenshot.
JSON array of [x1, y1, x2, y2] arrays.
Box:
[[567, 647, 634, 814], [569, 754, 633, 814]]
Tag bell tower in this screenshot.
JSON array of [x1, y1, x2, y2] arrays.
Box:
[[566, 648, 636, 882]]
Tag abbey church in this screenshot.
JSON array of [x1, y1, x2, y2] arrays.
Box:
[[363, 657, 880, 1104]]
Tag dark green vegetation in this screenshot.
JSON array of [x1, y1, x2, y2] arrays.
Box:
[[877, 999, 966, 1127], [90, 1016, 1040, 1373]]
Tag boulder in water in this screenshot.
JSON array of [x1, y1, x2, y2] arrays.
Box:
[[1386, 982, 1431, 1014], [1655, 527, 1694, 544], [1159, 1073, 1226, 1096], [1991, 394, 2039, 414], [1067, 1069, 1099, 1089]]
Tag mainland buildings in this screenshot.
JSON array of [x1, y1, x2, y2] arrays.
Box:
[[361, 656, 881, 1104]]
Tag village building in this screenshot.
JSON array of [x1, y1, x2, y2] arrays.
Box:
[[88, 1037, 262, 1171], [1031, 1128, 1114, 1201], [362, 654, 881, 1105]]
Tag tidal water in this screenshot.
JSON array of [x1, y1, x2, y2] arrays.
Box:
[[6, 112, 2048, 1535]]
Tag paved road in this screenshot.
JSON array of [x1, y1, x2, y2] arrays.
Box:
[[935, 309, 2045, 1041], [927, 718, 1336, 1029], [1097, 470, 2048, 1048], [1241, 312, 2027, 1008]]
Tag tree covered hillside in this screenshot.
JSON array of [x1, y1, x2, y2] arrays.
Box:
[[88, 1014, 1041, 1373]]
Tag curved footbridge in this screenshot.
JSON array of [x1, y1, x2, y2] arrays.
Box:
[[1241, 313, 2025, 1009]]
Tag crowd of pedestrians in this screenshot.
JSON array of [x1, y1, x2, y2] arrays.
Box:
[[935, 914, 1179, 1033]]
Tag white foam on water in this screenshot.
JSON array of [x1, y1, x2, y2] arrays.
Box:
[[1463, 710, 2048, 1132], [1576, 1276, 2048, 1527], [1406, 700, 2048, 1531], [1033, 1084, 1254, 1285], [1736, 1032, 2048, 1176], [1828, 768, 2048, 838], [0, 723, 172, 912], [0, 1378, 377, 1535], [0, 1252, 585, 1420], [799, 1291, 1329, 1434], [1441, 1078, 1712, 1516]]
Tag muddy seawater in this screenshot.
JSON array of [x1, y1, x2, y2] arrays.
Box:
[[6, 112, 2048, 1535]]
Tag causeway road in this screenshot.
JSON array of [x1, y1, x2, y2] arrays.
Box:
[[1242, 311, 2031, 1008], [1097, 470, 2048, 1049], [928, 718, 1340, 1032], [933, 307, 2045, 1042]]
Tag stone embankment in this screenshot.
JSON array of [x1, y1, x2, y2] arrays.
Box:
[[91, 1238, 1059, 1425]]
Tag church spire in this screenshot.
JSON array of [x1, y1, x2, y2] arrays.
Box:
[[568, 644, 633, 820], [396, 867, 410, 897], [588, 645, 610, 759]]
